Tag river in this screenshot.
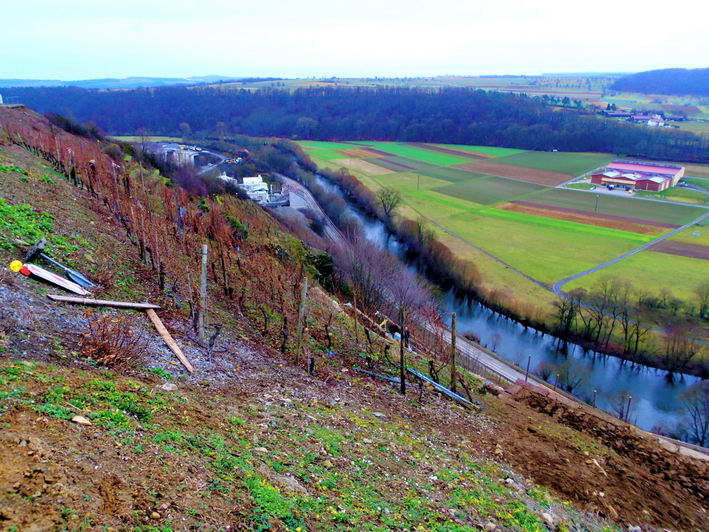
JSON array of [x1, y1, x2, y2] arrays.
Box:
[[312, 174, 702, 434]]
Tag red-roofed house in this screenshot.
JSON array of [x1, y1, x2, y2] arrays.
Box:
[[590, 160, 684, 192]]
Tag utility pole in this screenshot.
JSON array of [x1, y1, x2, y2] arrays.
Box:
[[399, 306, 406, 395], [197, 244, 208, 342], [417, 174, 420, 190], [594, 194, 600, 213], [525, 354, 531, 382], [449, 312, 457, 393], [295, 276, 309, 367]]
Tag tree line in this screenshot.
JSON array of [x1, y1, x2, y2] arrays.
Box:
[[4, 85, 709, 161], [611, 68, 709, 96]]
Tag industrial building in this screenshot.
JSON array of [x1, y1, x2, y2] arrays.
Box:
[[590, 161, 684, 192]]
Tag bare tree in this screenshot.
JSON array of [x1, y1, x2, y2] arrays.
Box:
[[552, 297, 578, 335], [556, 360, 589, 394], [664, 326, 703, 373], [679, 380, 709, 446], [376, 187, 402, 218], [695, 282, 709, 320]]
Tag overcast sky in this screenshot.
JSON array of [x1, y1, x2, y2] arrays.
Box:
[[2, 0, 707, 79]]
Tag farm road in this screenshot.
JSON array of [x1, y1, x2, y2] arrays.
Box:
[[552, 211, 709, 296]]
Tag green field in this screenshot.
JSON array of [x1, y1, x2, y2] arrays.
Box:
[[434, 207, 651, 284], [670, 222, 709, 246], [352, 141, 472, 166], [437, 175, 545, 205], [526, 188, 705, 225], [684, 177, 709, 190], [566, 250, 708, 301], [635, 187, 709, 206], [298, 140, 706, 320], [492, 151, 613, 176]]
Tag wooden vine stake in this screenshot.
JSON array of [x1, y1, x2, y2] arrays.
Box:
[[294, 276, 309, 368], [197, 244, 208, 342], [450, 312, 457, 393], [146, 309, 195, 374]]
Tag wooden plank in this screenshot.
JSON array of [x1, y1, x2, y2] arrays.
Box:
[[406, 367, 474, 408], [47, 294, 161, 309], [145, 309, 195, 374]]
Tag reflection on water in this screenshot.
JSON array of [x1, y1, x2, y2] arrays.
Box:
[[312, 175, 700, 432]]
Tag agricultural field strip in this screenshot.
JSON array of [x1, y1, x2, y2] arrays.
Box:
[[527, 188, 706, 225], [650, 240, 709, 260], [363, 173, 550, 289], [554, 186, 709, 212], [413, 143, 488, 160], [348, 141, 472, 166], [452, 160, 570, 186], [552, 212, 709, 296], [489, 152, 613, 176], [511, 201, 679, 229]]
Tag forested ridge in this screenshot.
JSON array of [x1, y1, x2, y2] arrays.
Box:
[[611, 68, 709, 96], [5, 85, 709, 161]]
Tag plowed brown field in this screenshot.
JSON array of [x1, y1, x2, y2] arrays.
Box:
[[454, 160, 569, 185], [650, 240, 709, 260]]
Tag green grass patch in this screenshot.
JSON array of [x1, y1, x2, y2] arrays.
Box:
[[438, 208, 649, 283], [436, 176, 546, 205], [683, 177, 709, 192], [670, 223, 709, 246], [566, 250, 709, 301], [353, 141, 471, 166], [493, 151, 612, 176], [297, 140, 357, 150], [635, 187, 708, 206]]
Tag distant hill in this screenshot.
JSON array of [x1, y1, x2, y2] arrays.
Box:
[[0, 76, 282, 89], [611, 68, 709, 96]]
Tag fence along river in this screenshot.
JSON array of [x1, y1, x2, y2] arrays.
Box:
[[311, 174, 701, 434]]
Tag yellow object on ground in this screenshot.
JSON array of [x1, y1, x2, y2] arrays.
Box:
[[9, 260, 23, 273]]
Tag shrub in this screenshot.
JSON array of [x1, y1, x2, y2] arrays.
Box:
[[80, 313, 146, 367]]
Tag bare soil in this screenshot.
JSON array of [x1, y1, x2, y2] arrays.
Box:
[[499, 383, 709, 531], [650, 240, 709, 260]]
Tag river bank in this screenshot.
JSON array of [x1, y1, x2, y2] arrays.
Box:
[[272, 143, 704, 434]]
